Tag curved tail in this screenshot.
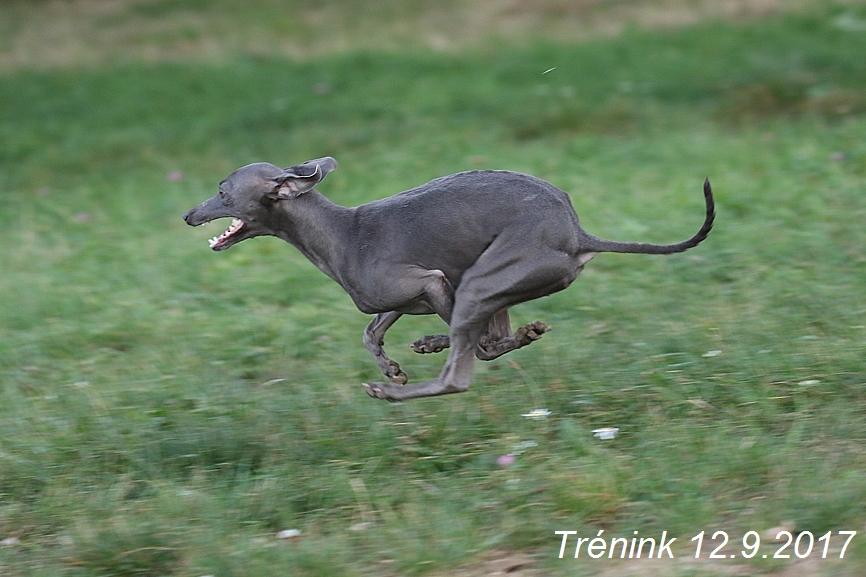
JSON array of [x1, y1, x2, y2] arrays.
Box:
[[582, 178, 715, 255]]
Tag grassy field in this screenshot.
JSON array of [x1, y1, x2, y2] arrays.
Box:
[[2, 1, 866, 575]]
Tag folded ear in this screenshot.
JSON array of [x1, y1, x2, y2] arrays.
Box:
[[271, 156, 338, 200]]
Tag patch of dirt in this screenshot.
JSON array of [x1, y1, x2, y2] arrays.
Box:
[[590, 556, 851, 577], [424, 545, 859, 577], [0, 0, 822, 71], [426, 552, 544, 577]]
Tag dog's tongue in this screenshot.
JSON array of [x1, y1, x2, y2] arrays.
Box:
[[208, 218, 244, 249]]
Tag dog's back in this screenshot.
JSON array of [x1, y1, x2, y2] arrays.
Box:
[[351, 170, 582, 284]]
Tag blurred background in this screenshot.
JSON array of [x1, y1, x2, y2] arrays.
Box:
[[1, 1, 866, 576]]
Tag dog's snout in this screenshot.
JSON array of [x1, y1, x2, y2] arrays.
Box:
[[183, 210, 193, 224]]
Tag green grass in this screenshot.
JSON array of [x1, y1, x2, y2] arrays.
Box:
[[2, 2, 866, 576]]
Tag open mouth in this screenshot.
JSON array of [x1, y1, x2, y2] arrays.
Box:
[[208, 218, 245, 250]]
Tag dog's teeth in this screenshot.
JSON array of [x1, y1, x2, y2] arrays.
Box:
[[206, 219, 244, 249]]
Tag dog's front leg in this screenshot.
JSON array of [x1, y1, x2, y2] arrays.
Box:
[[362, 312, 407, 384], [364, 321, 481, 401]]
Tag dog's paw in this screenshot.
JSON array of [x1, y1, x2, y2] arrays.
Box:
[[386, 360, 408, 385], [410, 334, 449, 354], [524, 321, 551, 340], [363, 382, 401, 402]]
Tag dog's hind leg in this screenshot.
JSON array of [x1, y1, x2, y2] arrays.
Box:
[[476, 312, 551, 361], [410, 309, 551, 360], [410, 307, 512, 356], [410, 333, 450, 354]]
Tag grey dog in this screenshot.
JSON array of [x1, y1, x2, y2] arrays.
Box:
[[184, 157, 714, 401]]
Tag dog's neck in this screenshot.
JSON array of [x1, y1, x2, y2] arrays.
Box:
[[271, 190, 354, 284]]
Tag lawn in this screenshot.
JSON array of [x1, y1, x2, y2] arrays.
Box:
[[1, 1, 866, 575]]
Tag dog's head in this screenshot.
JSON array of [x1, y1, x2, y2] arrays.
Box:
[[183, 157, 337, 251]]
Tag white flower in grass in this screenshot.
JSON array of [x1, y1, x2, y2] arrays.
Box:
[[521, 409, 551, 419], [349, 522, 373, 531], [592, 427, 619, 440]]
